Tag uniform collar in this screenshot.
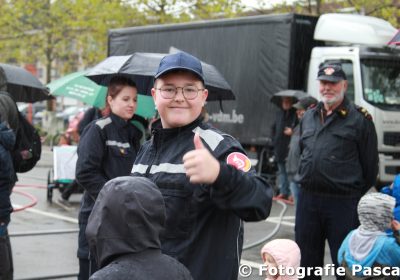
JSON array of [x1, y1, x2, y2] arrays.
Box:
[[316, 97, 351, 118], [152, 116, 203, 139], [333, 97, 351, 118], [110, 112, 130, 128]]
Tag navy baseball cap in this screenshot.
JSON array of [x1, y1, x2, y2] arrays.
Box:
[[317, 63, 347, 82], [155, 52, 204, 82]]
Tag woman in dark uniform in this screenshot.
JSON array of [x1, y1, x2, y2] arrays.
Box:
[[75, 76, 142, 280]]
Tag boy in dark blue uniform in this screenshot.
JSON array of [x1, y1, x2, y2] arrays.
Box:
[[131, 52, 273, 280]]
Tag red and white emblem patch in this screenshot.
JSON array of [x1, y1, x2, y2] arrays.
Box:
[[324, 67, 335, 75], [226, 152, 251, 172]]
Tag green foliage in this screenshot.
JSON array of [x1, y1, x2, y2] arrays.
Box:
[[188, 0, 245, 20], [262, 0, 399, 26], [128, 0, 244, 23], [1, 0, 395, 85], [0, 0, 142, 81], [341, 0, 400, 26], [0, 0, 243, 82]]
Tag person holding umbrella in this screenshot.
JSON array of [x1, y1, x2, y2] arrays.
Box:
[[286, 96, 317, 204], [130, 51, 273, 280], [75, 75, 143, 280]]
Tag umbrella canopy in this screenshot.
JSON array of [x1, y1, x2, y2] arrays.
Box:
[[85, 52, 235, 101], [270, 90, 308, 107], [0, 63, 51, 102], [48, 70, 156, 119], [48, 71, 108, 108]]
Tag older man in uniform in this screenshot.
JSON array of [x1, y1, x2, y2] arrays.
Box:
[[295, 63, 378, 279]]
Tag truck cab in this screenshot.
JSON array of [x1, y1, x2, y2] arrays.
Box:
[[307, 14, 400, 186]]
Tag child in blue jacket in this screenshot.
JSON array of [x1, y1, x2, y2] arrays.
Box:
[[381, 174, 400, 230], [338, 192, 400, 279]]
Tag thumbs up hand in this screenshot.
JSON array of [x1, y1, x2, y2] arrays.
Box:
[[193, 131, 204, 150], [183, 132, 220, 184]]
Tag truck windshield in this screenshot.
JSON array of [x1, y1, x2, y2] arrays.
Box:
[[361, 59, 400, 110]]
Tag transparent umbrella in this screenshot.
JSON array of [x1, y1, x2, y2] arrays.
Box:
[[270, 90, 308, 107]]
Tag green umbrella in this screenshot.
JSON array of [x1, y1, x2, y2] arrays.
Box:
[[135, 95, 156, 118], [48, 71, 156, 118]]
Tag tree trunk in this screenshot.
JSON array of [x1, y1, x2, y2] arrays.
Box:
[[316, 0, 321, 15], [46, 33, 55, 111], [307, 0, 312, 14]]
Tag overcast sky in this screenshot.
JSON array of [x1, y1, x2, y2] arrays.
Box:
[[242, 0, 296, 10]]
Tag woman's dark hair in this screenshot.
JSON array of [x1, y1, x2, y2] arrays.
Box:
[[107, 76, 137, 99]]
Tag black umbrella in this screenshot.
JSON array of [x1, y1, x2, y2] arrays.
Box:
[[0, 63, 51, 102], [85, 52, 235, 101], [270, 90, 308, 107]]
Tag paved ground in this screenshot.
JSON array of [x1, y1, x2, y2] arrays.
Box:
[[9, 146, 335, 280]]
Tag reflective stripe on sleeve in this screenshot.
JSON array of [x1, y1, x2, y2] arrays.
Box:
[[131, 163, 186, 174], [193, 127, 224, 151], [131, 164, 148, 174], [106, 140, 130, 148]]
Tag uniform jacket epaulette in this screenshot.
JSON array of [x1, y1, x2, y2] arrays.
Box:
[[95, 117, 112, 129], [197, 123, 242, 155], [355, 106, 373, 121]]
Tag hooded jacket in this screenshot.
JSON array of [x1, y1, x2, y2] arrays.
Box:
[[0, 122, 16, 223], [86, 176, 192, 280], [131, 118, 273, 280], [338, 193, 400, 279], [261, 239, 301, 280]]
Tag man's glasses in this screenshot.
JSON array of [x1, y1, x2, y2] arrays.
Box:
[[156, 85, 205, 100]]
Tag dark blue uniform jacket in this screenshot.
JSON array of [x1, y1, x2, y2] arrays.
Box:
[[131, 118, 273, 280], [296, 98, 378, 196], [0, 122, 15, 223], [272, 108, 297, 163], [76, 113, 142, 258]]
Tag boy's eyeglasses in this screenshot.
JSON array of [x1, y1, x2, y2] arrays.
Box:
[[156, 85, 204, 100]]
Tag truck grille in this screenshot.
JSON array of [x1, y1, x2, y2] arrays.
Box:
[[383, 132, 400, 146], [385, 166, 400, 175], [383, 152, 400, 159]]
